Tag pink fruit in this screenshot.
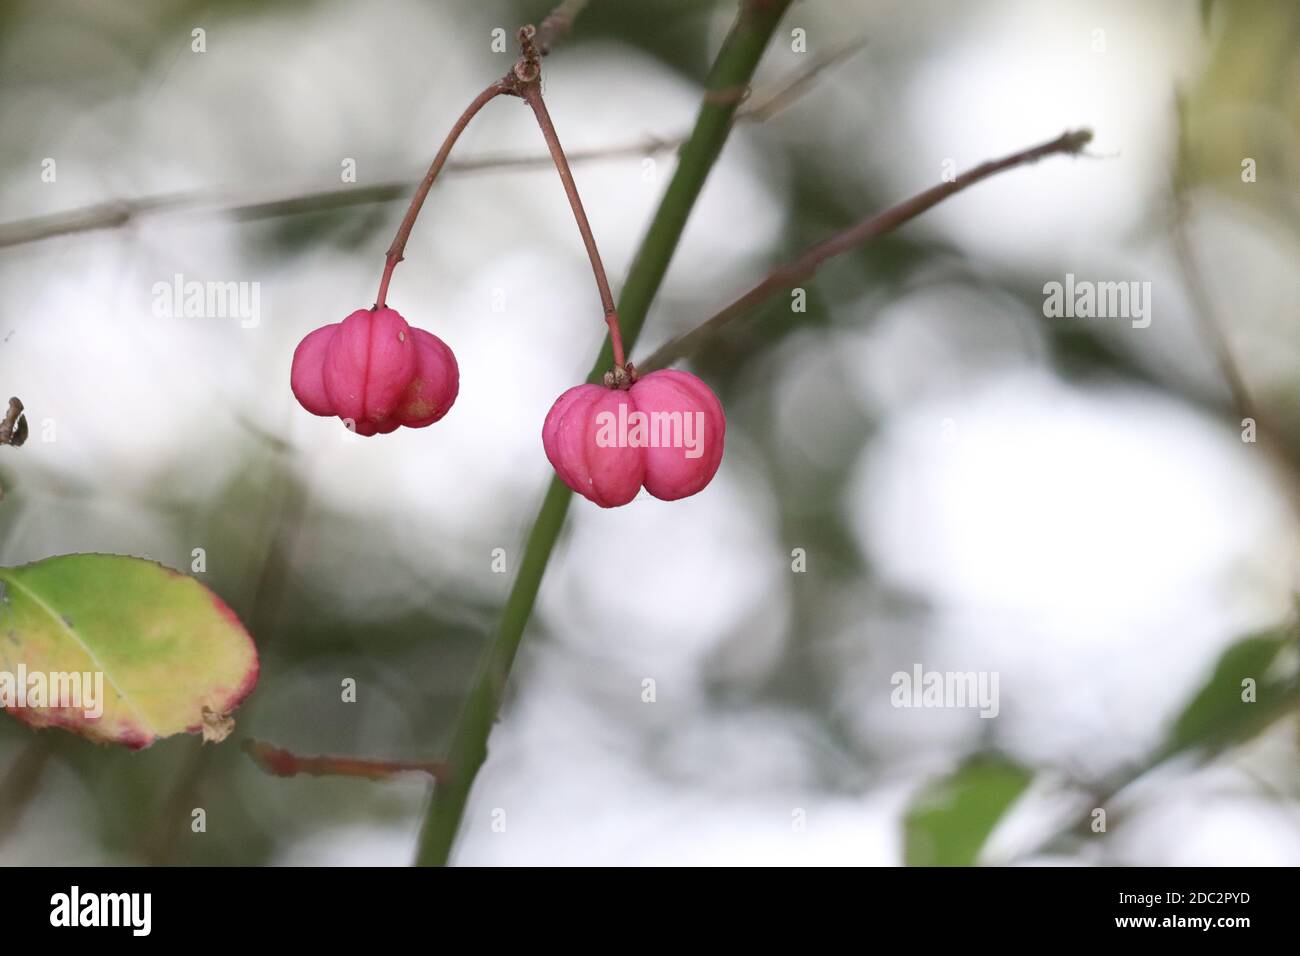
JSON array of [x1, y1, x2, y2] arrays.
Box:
[[542, 369, 725, 507], [290, 307, 458, 435]]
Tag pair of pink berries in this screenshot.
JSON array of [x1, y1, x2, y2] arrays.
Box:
[[291, 307, 726, 507]]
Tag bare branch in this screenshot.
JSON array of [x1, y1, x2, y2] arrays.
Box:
[[0, 42, 863, 252], [244, 739, 446, 783], [536, 0, 591, 54], [639, 129, 1095, 372], [743, 37, 868, 121]]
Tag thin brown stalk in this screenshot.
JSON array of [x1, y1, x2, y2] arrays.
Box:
[[244, 740, 446, 782], [518, 79, 626, 369], [376, 81, 507, 307]]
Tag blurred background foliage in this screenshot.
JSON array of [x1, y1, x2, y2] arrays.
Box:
[[0, 0, 1298, 864]]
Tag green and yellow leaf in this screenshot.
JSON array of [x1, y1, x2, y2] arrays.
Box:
[[0, 554, 258, 748]]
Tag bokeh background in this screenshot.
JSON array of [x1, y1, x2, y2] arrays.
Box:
[[1, 0, 1298, 865]]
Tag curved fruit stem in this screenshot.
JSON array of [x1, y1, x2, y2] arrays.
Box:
[[516, 57, 626, 371], [376, 81, 506, 309]]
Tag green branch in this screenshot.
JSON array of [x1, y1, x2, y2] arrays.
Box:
[[413, 0, 793, 866]]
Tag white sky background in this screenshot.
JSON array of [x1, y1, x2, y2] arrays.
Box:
[[0, 0, 1296, 865]]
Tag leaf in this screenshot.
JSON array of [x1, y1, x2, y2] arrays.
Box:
[[904, 757, 1032, 866], [1164, 631, 1291, 757], [0, 554, 258, 749]]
